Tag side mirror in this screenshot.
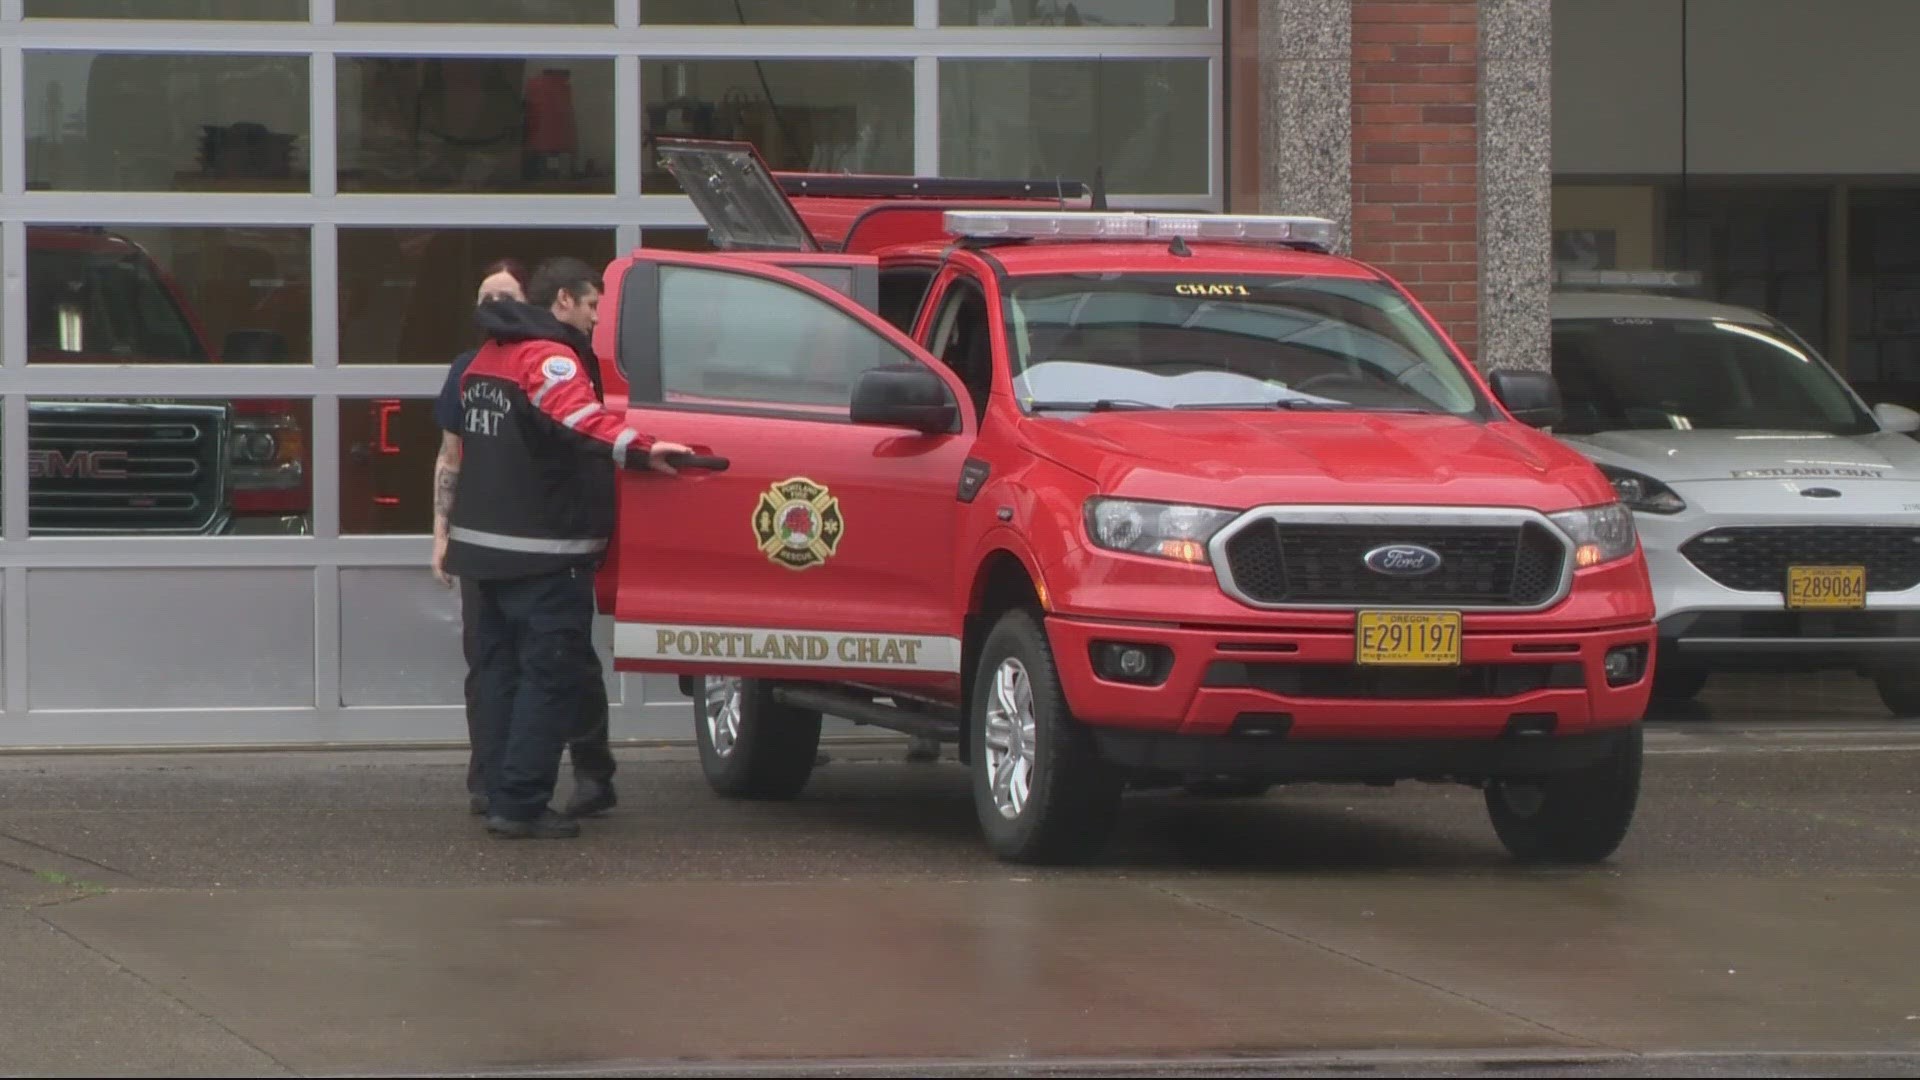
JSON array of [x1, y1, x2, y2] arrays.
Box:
[[222, 329, 290, 363], [1489, 370, 1563, 429], [850, 364, 959, 434], [1874, 402, 1920, 434]]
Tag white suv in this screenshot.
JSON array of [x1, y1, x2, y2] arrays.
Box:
[[1548, 280, 1920, 716]]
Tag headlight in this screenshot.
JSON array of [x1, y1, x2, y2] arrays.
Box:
[[1597, 464, 1685, 514], [1084, 498, 1236, 564], [1549, 502, 1638, 568]]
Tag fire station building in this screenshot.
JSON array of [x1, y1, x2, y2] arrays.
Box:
[[0, 0, 1912, 747]]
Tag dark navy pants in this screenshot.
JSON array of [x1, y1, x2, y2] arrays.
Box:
[[462, 577, 614, 800], [468, 567, 604, 821]]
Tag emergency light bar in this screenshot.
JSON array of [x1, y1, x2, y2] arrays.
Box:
[[1553, 268, 1704, 289], [943, 210, 1338, 251]]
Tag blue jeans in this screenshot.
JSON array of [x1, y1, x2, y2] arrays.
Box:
[[469, 567, 601, 821]]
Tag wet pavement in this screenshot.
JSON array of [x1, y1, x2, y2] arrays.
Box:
[[1, 673, 1917, 1077]]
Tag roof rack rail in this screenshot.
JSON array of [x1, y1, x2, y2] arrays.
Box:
[[774, 173, 1089, 201], [1553, 268, 1705, 290]]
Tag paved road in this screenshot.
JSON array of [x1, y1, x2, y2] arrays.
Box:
[[1, 679, 1916, 1077]]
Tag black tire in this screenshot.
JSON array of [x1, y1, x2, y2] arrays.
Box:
[[968, 608, 1122, 864], [692, 676, 822, 801], [1873, 668, 1920, 718], [1485, 725, 1643, 864], [1650, 662, 1710, 702]]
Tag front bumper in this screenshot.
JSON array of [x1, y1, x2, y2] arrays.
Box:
[[1639, 515, 1920, 668], [1045, 614, 1655, 742], [1659, 609, 1920, 669]]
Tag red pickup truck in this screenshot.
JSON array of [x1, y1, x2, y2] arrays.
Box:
[[592, 140, 1658, 865]]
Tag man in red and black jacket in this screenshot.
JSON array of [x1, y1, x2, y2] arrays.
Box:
[[445, 257, 693, 839]]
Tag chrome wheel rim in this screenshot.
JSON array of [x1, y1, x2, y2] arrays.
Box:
[[704, 677, 744, 758], [983, 658, 1038, 820]]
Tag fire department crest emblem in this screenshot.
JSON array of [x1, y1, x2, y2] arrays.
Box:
[[754, 477, 844, 571]]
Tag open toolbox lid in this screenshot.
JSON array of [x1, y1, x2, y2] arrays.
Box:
[[653, 137, 820, 253]]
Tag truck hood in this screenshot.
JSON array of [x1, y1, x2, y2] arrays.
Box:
[[1020, 411, 1614, 511], [1562, 429, 1920, 484]]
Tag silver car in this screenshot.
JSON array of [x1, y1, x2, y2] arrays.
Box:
[[1549, 287, 1920, 717]]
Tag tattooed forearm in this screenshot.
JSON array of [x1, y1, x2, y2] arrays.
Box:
[[433, 433, 461, 532]]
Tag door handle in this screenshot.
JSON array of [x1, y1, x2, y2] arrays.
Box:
[[664, 452, 729, 472]]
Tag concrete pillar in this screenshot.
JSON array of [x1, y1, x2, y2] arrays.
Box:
[[1257, 0, 1353, 253], [1477, 0, 1553, 371]]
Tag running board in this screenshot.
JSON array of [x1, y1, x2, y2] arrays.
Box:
[[770, 686, 962, 743]]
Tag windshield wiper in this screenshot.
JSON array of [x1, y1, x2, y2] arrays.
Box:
[[1168, 399, 1445, 414], [1025, 399, 1162, 413], [1275, 399, 1446, 414]]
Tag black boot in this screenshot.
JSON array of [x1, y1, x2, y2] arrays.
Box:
[[564, 777, 617, 818], [485, 809, 580, 839]]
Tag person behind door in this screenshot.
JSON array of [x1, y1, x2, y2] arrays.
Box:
[[439, 257, 691, 837]]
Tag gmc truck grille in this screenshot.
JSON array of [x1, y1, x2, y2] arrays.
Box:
[[1219, 518, 1567, 608], [28, 402, 229, 535], [1681, 526, 1920, 593]]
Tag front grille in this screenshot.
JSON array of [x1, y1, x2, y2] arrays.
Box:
[[1680, 526, 1920, 593], [1205, 660, 1584, 700], [28, 402, 229, 535], [1220, 519, 1566, 607]]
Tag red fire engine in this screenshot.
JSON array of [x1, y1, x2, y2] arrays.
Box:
[[591, 139, 1657, 865]]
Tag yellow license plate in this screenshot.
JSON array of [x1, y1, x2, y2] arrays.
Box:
[[1786, 565, 1867, 610], [1356, 611, 1463, 666]]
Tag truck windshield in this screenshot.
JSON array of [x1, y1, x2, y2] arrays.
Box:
[[1002, 273, 1484, 416], [28, 249, 207, 362], [1550, 317, 1875, 437]]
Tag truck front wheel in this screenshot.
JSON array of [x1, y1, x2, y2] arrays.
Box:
[[1484, 726, 1642, 864], [968, 608, 1122, 864], [693, 676, 822, 801]]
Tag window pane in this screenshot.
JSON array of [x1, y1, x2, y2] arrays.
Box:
[[940, 59, 1209, 195], [940, 0, 1207, 26], [341, 399, 444, 535], [1846, 187, 1920, 409], [650, 265, 914, 415], [642, 0, 911, 25], [27, 226, 312, 365], [642, 60, 913, 192], [26, 52, 310, 192], [338, 227, 615, 365], [26, 397, 313, 538], [337, 0, 608, 22], [339, 58, 614, 194], [26, 0, 305, 17]]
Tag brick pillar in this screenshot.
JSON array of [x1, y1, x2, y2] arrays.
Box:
[[1349, 0, 1481, 359]]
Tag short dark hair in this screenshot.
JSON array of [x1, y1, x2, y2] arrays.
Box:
[[528, 256, 603, 309]]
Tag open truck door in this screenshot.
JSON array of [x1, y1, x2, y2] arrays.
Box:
[[592, 246, 977, 694]]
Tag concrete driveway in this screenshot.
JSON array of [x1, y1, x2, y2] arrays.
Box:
[[1, 674, 1916, 1077]]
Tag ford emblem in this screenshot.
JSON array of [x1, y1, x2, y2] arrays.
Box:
[[1364, 544, 1444, 577]]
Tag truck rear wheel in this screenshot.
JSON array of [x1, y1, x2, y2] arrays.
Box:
[[693, 676, 822, 801], [969, 608, 1122, 864], [1484, 726, 1642, 864]]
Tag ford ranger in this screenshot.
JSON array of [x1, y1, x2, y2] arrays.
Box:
[[590, 139, 1658, 865]]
